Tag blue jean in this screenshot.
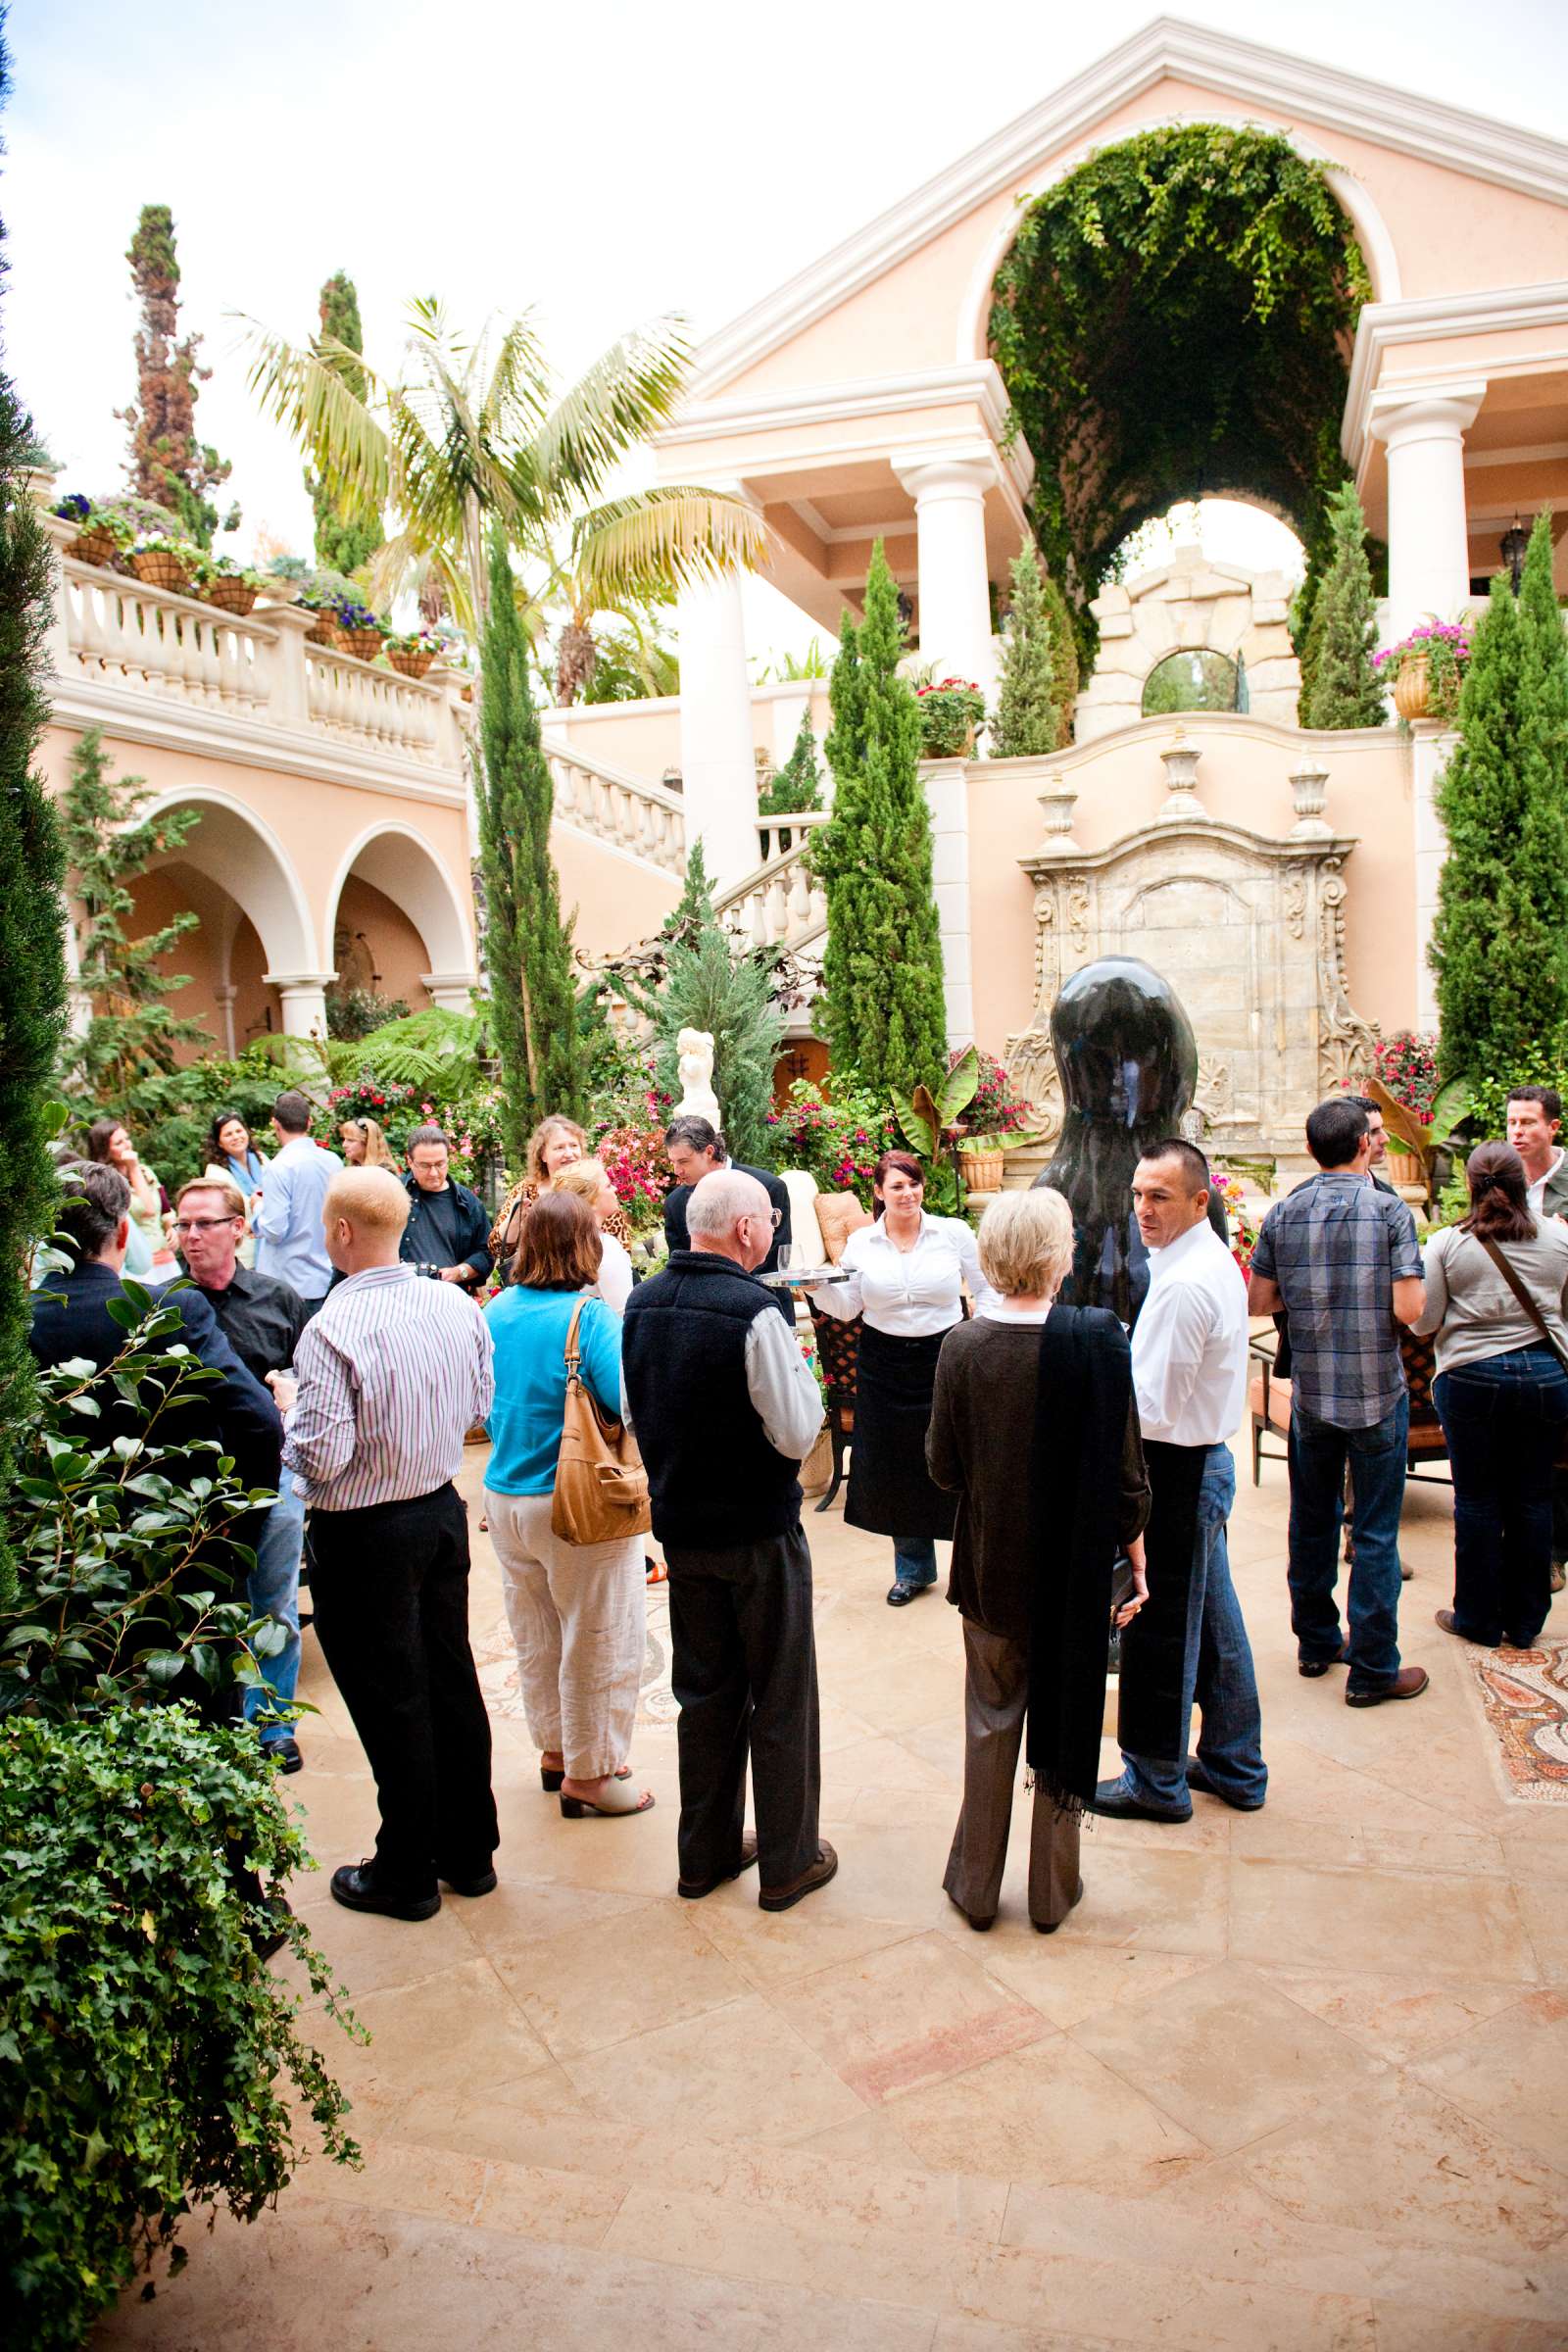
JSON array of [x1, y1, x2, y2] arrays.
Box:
[[1123, 1444, 1267, 1812], [243, 1478, 304, 1743], [1288, 1392, 1408, 1690], [892, 1538, 939, 1592], [1434, 1346, 1568, 1647]]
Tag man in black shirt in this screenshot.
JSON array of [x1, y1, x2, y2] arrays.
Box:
[[174, 1175, 312, 1771], [662, 1117, 793, 1321], [401, 1125, 493, 1290]]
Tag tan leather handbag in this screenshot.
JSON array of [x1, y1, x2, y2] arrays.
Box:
[[551, 1298, 652, 1546]]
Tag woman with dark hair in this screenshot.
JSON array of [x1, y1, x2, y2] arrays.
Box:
[[809, 1150, 995, 1605], [205, 1109, 269, 1200], [86, 1115, 172, 1279], [1416, 1141, 1568, 1648], [482, 1191, 652, 1817]]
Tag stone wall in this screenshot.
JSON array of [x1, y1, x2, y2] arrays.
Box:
[[1076, 546, 1300, 743]]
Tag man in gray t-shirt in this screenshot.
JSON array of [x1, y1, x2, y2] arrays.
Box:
[[1250, 1098, 1427, 1707]]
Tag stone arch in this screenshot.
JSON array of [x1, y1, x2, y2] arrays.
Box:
[[323, 822, 476, 1002], [139, 786, 316, 976], [1077, 550, 1300, 743], [956, 116, 1401, 368]]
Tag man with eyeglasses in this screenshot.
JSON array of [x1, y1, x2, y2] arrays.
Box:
[[175, 1176, 313, 1772]]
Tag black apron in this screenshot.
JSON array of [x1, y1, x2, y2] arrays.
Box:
[[846, 1321, 957, 1541]]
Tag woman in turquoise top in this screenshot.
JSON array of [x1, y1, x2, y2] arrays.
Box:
[[483, 1192, 652, 1820]]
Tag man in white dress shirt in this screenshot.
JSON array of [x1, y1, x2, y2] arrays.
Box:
[[1092, 1139, 1267, 1823]]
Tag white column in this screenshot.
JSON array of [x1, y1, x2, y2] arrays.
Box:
[[422, 970, 479, 1013], [1409, 721, 1458, 1032], [261, 603, 316, 725], [675, 568, 761, 890], [1367, 384, 1484, 640], [212, 983, 238, 1059], [895, 449, 999, 710], [920, 757, 974, 1052], [267, 972, 336, 1043]]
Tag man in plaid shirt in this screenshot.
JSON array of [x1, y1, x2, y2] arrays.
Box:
[[1250, 1098, 1429, 1706]]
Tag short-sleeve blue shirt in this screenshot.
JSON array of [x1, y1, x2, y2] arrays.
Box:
[[1250, 1172, 1422, 1429]]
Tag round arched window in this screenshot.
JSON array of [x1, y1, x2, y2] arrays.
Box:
[[1142, 649, 1247, 717]]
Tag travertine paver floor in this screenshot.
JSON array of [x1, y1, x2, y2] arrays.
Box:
[[98, 1430, 1568, 2351]]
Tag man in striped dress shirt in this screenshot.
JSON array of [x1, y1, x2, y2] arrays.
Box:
[[271, 1166, 498, 1921]]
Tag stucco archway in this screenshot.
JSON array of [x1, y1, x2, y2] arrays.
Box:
[[323, 822, 476, 1009], [139, 787, 317, 978]]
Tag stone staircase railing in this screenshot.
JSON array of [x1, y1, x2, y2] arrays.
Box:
[[543, 743, 688, 877], [714, 816, 829, 953]]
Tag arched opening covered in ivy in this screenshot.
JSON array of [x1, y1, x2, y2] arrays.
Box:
[[987, 124, 1374, 668]]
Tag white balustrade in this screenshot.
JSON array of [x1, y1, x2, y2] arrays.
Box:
[[715, 834, 828, 953], [60, 561, 273, 718], [544, 746, 687, 876], [305, 644, 443, 764]]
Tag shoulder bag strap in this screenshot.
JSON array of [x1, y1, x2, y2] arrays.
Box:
[[563, 1296, 587, 1382], [1475, 1236, 1568, 1377]]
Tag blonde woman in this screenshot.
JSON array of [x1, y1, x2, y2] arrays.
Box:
[[552, 1157, 634, 1313], [339, 1116, 399, 1171], [489, 1116, 635, 1286], [926, 1187, 1149, 1935]]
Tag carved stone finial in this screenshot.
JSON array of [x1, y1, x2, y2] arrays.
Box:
[[1288, 759, 1332, 841], [1036, 774, 1079, 855], [1158, 735, 1207, 823]]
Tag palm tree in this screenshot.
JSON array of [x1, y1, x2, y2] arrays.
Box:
[[241, 297, 769, 641]]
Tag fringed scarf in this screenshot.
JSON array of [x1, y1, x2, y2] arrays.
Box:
[[1025, 1303, 1133, 1814]]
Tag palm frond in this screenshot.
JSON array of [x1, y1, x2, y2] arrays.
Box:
[[479, 314, 551, 445], [239, 319, 390, 523], [531, 318, 693, 508], [569, 488, 773, 609]]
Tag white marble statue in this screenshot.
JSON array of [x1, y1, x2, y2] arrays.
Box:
[[674, 1027, 721, 1128]]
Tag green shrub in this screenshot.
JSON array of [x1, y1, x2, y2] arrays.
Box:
[[1, 1705, 361, 2348], [0, 1285, 284, 1717], [111, 1046, 286, 1194]]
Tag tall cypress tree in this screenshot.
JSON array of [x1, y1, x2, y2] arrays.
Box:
[[1430, 571, 1568, 1081], [309, 270, 382, 577], [475, 531, 581, 1168], [993, 544, 1060, 757], [1298, 481, 1384, 728], [0, 15, 71, 1605], [813, 541, 949, 1096]]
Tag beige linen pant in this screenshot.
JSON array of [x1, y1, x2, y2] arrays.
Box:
[[485, 1490, 645, 1781], [943, 1617, 1081, 1930]]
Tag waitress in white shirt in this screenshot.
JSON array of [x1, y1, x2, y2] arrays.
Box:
[[809, 1150, 994, 1605]]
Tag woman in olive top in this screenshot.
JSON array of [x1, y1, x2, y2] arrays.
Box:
[[1417, 1141, 1568, 1649]]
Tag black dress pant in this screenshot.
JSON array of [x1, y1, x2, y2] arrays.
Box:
[[309, 1481, 498, 1895], [666, 1524, 821, 1889]]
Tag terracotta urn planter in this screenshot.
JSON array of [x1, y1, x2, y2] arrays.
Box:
[[1386, 1148, 1425, 1187], [129, 548, 192, 597], [340, 627, 386, 663], [66, 526, 119, 569], [1392, 655, 1431, 723], [203, 577, 259, 616], [387, 647, 436, 679], [959, 1146, 1005, 1195], [306, 615, 346, 653]]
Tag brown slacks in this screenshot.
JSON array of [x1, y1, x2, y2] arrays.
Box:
[[943, 1617, 1080, 1930]]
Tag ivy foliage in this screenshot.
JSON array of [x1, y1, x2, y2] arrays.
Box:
[[1, 1705, 362, 2349], [989, 125, 1370, 666]]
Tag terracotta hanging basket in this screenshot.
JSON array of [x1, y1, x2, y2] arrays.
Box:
[[958, 1146, 1005, 1194], [129, 548, 192, 597], [66, 526, 119, 569], [1386, 1149, 1425, 1187], [341, 627, 386, 663], [203, 577, 259, 616], [306, 616, 346, 652], [386, 647, 436, 679], [1393, 655, 1431, 723]]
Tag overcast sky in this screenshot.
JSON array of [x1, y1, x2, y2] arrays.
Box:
[[7, 0, 1565, 656]]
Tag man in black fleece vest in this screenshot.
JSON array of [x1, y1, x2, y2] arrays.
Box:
[[623, 1168, 837, 1912]]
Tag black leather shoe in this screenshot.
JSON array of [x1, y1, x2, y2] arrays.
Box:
[[330, 1861, 440, 1921], [678, 1833, 760, 1900], [265, 1736, 304, 1774], [1298, 1643, 1351, 1678], [1088, 1779, 1192, 1824], [438, 1865, 498, 1897], [886, 1583, 928, 1607], [1184, 1757, 1265, 1811]]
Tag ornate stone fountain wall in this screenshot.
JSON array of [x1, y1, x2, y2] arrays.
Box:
[[1004, 738, 1375, 1166]]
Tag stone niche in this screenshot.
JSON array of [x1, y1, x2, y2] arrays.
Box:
[[1076, 545, 1300, 744], [1004, 783, 1375, 1166]]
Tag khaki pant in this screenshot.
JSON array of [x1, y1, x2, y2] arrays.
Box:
[[485, 1489, 645, 1781], [944, 1617, 1081, 1930]]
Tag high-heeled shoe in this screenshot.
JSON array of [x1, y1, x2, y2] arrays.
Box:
[[559, 1781, 655, 1818]]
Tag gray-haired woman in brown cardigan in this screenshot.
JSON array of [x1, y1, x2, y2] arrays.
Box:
[[927, 1186, 1150, 1934]]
